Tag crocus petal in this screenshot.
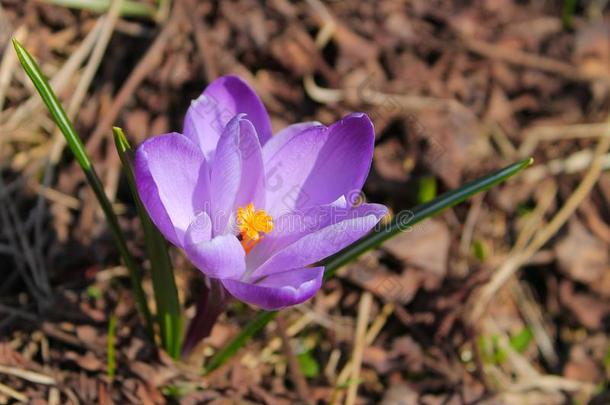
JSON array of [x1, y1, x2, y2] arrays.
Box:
[[221, 266, 324, 310], [245, 196, 347, 270], [184, 213, 245, 279], [183, 75, 272, 161], [184, 211, 212, 244], [252, 203, 387, 278], [209, 114, 264, 236], [134, 133, 210, 247], [262, 121, 322, 161], [263, 113, 375, 217]]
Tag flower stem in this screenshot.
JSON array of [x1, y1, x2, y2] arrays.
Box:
[[182, 278, 231, 357]]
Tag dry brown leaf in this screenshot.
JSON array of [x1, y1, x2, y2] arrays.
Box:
[[555, 220, 610, 287], [383, 219, 450, 282]]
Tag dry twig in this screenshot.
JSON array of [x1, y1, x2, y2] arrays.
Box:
[[470, 126, 610, 321], [276, 315, 312, 405], [344, 292, 372, 405]]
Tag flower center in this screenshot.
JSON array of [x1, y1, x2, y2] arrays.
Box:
[[236, 203, 273, 254]]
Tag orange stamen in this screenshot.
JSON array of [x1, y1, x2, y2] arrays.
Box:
[[236, 203, 273, 253]]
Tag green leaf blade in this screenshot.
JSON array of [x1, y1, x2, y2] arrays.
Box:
[[13, 39, 154, 338], [113, 127, 183, 359], [12, 38, 90, 170], [204, 158, 533, 374], [38, 0, 156, 18], [323, 158, 533, 278], [298, 351, 320, 378], [107, 314, 117, 378]]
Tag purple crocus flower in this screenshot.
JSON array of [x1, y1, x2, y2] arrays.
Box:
[[134, 75, 386, 310]]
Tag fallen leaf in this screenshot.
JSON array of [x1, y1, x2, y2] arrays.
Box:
[[64, 351, 103, 372], [383, 219, 450, 283], [559, 281, 610, 330], [555, 220, 610, 286]]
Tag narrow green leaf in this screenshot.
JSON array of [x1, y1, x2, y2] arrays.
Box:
[[113, 127, 183, 359], [38, 0, 156, 18], [416, 175, 437, 204], [107, 314, 117, 378], [492, 335, 507, 364], [87, 285, 103, 300], [323, 158, 533, 279], [509, 327, 533, 354], [204, 158, 533, 374], [13, 39, 154, 338], [337, 378, 364, 389], [472, 239, 487, 261], [12, 39, 89, 170], [561, 0, 577, 29], [297, 351, 320, 378]]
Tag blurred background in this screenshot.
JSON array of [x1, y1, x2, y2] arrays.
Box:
[[1, 0, 610, 403]]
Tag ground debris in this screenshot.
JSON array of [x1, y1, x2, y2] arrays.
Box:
[[2, 0, 610, 403]]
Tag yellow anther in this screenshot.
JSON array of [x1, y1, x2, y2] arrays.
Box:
[[236, 203, 273, 253]]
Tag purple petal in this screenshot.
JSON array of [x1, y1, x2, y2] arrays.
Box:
[[134, 133, 210, 247], [221, 266, 324, 310], [252, 203, 387, 278], [262, 121, 322, 161], [184, 211, 212, 244], [184, 213, 245, 279], [263, 113, 375, 217], [209, 115, 264, 236], [183, 75, 272, 160], [245, 196, 347, 270]]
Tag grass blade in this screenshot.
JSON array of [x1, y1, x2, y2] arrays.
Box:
[[107, 314, 117, 379], [322, 158, 534, 279], [13, 39, 154, 338], [203, 158, 533, 374], [38, 0, 156, 18], [113, 127, 183, 359], [562, 0, 577, 29]]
